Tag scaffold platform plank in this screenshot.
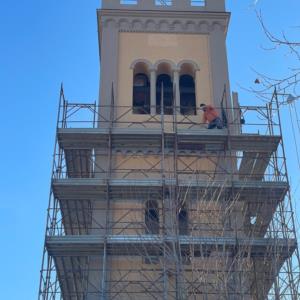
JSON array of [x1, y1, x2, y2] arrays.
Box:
[[57, 128, 281, 153], [52, 178, 288, 203], [46, 235, 296, 259]]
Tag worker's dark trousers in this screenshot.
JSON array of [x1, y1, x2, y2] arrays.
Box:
[[208, 117, 223, 129]]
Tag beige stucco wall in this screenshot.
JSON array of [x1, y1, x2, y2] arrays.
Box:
[[110, 155, 218, 180], [116, 32, 212, 126]]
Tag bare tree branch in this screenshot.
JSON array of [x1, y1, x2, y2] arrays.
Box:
[[249, 10, 300, 104]]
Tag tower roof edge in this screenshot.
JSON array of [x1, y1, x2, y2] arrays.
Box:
[[101, 0, 226, 13]]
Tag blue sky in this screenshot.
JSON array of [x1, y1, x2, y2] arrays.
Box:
[[0, 1, 299, 299]]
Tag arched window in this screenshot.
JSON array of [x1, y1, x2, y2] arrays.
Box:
[[180, 74, 196, 115], [178, 205, 188, 235], [156, 74, 174, 115], [133, 73, 150, 114], [145, 200, 159, 234]]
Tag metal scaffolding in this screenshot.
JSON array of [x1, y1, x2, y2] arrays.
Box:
[[39, 86, 300, 299]]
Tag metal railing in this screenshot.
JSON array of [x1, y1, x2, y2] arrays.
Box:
[[57, 101, 281, 137], [53, 88, 286, 182]]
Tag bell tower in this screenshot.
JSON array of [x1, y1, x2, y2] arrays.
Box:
[[98, 0, 231, 116], [39, 1, 299, 299]]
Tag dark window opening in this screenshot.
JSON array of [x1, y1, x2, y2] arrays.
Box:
[[145, 200, 159, 234], [181, 254, 191, 265], [156, 74, 173, 115], [133, 73, 150, 114], [178, 207, 188, 235], [180, 75, 196, 115]]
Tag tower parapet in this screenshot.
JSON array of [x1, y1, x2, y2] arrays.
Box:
[[102, 0, 225, 12]]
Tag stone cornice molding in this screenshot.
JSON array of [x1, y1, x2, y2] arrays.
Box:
[[98, 10, 230, 34], [112, 149, 205, 156], [99, 10, 230, 21]]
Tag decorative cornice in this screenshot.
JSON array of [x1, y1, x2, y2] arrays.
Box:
[[112, 149, 207, 155], [101, 0, 226, 12], [99, 10, 230, 34]]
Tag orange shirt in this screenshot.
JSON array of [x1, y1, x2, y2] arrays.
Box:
[[202, 105, 219, 123]]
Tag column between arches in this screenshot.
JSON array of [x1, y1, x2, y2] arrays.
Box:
[[173, 68, 181, 114], [150, 68, 156, 115]]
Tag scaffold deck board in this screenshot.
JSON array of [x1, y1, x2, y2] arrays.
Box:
[[57, 128, 281, 153], [46, 235, 296, 259], [52, 178, 288, 203]]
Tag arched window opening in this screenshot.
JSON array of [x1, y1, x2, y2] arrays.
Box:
[[156, 74, 174, 115], [180, 74, 196, 115], [178, 206, 188, 235], [145, 200, 159, 234], [133, 73, 150, 114]]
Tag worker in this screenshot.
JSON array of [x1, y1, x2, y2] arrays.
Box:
[[200, 103, 223, 129]]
